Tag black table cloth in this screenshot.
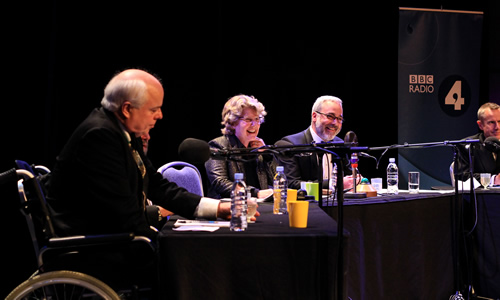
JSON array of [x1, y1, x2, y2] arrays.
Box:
[[325, 190, 500, 300], [158, 202, 348, 300]]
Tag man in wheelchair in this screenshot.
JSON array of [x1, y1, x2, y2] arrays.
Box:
[[45, 69, 248, 294]]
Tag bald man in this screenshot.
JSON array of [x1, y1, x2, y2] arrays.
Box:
[[48, 69, 235, 241]]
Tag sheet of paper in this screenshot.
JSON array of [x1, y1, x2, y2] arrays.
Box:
[[173, 226, 220, 232], [174, 219, 230, 227], [456, 178, 481, 190]]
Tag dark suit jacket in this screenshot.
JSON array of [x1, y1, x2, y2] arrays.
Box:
[[456, 132, 500, 180], [275, 128, 351, 189], [205, 135, 276, 198], [48, 107, 201, 240]]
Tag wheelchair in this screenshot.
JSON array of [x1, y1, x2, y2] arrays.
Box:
[[2, 161, 157, 300]]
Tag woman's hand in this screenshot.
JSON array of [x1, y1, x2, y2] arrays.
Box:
[[248, 138, 266, 151]]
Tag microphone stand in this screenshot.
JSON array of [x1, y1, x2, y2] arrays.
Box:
[[369, 139, 481, 300], [245, 141, 363, 300], [291, 142, 361, 300], [215, 139, 481, 300], [369, 139, 480, 151]]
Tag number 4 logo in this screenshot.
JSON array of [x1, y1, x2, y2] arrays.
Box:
[[438, 76, 470, 116], [445, 80, 465, 110]]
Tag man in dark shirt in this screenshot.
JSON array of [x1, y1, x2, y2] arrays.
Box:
[[456, 102, 500, 185], [48, 69, 234, 241]]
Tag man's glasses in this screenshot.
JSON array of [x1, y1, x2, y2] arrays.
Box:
[[315, 111, 344, 123]]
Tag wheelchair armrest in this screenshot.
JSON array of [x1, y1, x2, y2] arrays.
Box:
[[47, 233, 151, 248], [39, 233, 154, 271]]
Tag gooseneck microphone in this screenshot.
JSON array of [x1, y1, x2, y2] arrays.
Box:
[[484, 136, 500, 152]]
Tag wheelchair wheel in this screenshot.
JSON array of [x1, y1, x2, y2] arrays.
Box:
[[6, 270, 120, 300]]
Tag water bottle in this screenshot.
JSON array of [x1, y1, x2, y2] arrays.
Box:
[[329, 163, 338, 200], [273, 166, 288, 214], [386, 158, 399, 195], [230, 173, 247, 231]]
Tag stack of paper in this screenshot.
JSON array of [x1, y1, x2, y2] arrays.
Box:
[[173, 219, 230, 232]]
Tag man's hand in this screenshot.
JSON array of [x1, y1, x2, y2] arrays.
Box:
[[217, 202, 231, 220], [159, 207, 173, 218], [217, 201, 261, 221], [343, 175, 362, 190]]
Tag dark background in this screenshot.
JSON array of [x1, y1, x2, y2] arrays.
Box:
[[2, 0, 499, 298]]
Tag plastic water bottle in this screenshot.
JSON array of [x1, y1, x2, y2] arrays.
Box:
[[273, 166, 288, 214], [329, 163, 338, 200], [230, 173, 247, 231], [386, 158, 399, 195]]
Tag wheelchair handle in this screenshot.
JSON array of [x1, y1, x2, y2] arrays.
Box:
[[0, 168, 35, 185], [0, 168, 17, 185]]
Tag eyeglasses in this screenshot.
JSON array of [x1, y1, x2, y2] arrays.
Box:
[[315, 111, 344, 123], [239, 117, 264, 125]]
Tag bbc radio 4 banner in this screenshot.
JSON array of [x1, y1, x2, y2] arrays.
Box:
[[398, 8, 483, 188]]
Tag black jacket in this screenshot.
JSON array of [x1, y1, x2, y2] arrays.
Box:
[[275, 128, 351, 189], [455, 132, 500, 181], [205, 135, 276, 198], [48, 107, 201, 240]]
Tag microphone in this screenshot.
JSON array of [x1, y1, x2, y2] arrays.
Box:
[[344, 131, 376, 160], [484, 136, 500, 152], [178, 138, 211, 164], [178, 138, 232, 164], [343, 131, 358, 145]]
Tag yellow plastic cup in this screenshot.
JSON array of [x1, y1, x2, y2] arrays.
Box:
[[288, 200, 309, 228]]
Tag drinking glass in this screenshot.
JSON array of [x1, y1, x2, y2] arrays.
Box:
[[480, 173, 491, 189], [408, 172, 420, 194], [247, 197, 257, 223]]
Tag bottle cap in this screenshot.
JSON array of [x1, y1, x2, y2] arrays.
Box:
[[235, 173, 244, 180], [276, 166, 284, 172], [389, 158, 395, 163]]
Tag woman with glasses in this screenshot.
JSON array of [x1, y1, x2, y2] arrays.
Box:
[[205, 94, 276, 199]]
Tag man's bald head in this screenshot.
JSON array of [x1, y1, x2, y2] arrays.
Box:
[[101, 69, 163, 112]]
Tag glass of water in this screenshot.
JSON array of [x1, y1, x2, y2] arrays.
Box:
[[247, 197, 258, 223], [408, 172, 420, 194], [480, 173, 491, 190]]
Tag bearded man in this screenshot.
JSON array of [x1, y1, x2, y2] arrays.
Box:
[[275, 95, 355, 190]]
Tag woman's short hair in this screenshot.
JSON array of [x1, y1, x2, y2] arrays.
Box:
[[221, 94, 267, 135], [101, 76, 148, 112]]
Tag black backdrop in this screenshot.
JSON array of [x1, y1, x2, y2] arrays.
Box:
[[2, 0, 499, 298]]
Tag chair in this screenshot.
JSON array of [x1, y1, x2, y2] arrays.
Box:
[[158, 161, 204, 196], [5, 160, 156, 299]]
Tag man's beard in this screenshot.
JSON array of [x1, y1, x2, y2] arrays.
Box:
[[314, 120, 340, 141]]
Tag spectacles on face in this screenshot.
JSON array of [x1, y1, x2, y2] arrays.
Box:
[[315, 111, 344, 123], [239, 116, 264, 125]]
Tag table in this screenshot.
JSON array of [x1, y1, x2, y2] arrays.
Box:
[[158, 202, 348, 300], [324, 190, 500, 300]]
